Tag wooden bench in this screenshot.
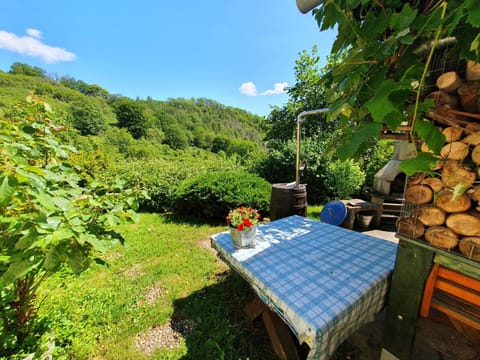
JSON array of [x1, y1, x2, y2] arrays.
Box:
[[420, 263, 480, 345]]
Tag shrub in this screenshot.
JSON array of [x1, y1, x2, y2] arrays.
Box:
[[363, 139, 395, 189], [104, 149, 239, 212], [0, 96, 139, 357], [325, 159, 366, 199], [174, 171, 271, 221], [69, 100, 107, 136], [254, 136, 331, 204]]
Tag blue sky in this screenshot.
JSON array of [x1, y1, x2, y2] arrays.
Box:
[[0, 1, 335, 116]]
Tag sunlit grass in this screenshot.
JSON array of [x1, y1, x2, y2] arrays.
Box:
[[37, 213, 276, 359], [37, 205, 326, 359], [307, 204, 323, 221]]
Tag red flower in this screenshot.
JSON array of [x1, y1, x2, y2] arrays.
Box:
[[237, 223, 244, 231], [243, 218, 252, 227]]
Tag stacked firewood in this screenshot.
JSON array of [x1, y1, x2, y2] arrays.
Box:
[[398, 61, 480, 261]]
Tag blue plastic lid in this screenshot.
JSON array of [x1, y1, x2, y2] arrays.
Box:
[[320, 200, 347, 226]]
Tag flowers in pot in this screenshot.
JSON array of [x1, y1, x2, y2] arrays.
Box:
[[226, 206, 261, 248], [226, 206, 261, 231]]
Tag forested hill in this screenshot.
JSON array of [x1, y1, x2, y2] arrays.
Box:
[[0, 63, 265, 150]]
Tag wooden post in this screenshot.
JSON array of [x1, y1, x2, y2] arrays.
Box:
[[383, 238, 435, 359]]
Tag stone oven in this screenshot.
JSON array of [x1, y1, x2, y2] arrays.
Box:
[[370, 141, 415, 221]]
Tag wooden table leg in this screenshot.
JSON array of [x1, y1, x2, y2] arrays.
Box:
[[245, 294, 267, 320], [245, 294, 301, 360], [262, 308, 300, 360]]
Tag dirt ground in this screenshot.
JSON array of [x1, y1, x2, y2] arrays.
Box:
[[335, 310, 479, 360]]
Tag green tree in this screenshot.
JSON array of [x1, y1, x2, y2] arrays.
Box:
[[163, 123, 189, 149], [0, 95, 140, 356], [325, 159, 365, 199], [9, 62, 46, 78], [226, 139, 261, 159], [314, 0, 480, 173], [211, 135, 231, 154], [265, 46, 332, 143], [112, 98, 148, 139], [69, 99, 107, 135]]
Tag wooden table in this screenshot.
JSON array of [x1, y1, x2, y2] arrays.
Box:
[[211, 215, 398, 360], [340, 199, 383, 230]]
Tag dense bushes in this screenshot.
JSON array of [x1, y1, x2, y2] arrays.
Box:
[[325, 159, 365, 199], [254, 137, 331, 203], [174, 171, 271, 221], [254, 136, 372, 203]]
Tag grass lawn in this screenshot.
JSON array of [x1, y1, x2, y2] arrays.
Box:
[[37, 213, 277, 359], [36, 208, 327, 359]]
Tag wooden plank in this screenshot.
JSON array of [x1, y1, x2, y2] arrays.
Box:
[[438, 267, 480, 292], [447, 108, 480, 120], [383, 239, 435, 359], [420, 263, 439, 317], [433, 291, 480, 320], [436, 279, 480, 305], [431, 301, 480, 330], [245, 294, 267, 321], [434, 253, 480, 281], [262, 309, 300, 360]]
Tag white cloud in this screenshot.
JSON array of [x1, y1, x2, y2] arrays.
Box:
[[239, 81, 258, 96], [260, 82, 288, 96], [26, 28, 42, 39], [0, 28, 75, 63], [239, 81, 288, 97]]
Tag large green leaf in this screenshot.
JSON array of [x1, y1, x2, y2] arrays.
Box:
[[414, 119, 445, 155], [390, 3, 417, 32], [466, 0, 480, 26], [51, 226, 74, 243], [337, 123, 383, 160], [400, 152, 438, 176], [0, 176, 15, 206], [0, 259, 42, 286], [365, 79, 405, 122], [35, 192, 57, 212], [44, 246, 64, 272], [66, 244, 91, 275]]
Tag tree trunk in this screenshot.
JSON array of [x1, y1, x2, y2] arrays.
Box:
[[436, 71, 463, 93], [462, 131, 480, 145], [471, 144, 480, 165], [421, 177, 443, 193], [440, 141, 469, 160], [436, 191, 471, 213], [446, 212, 480, 236], [468, 187, 480, 202], [441, 161, 476, 189], [466, 61, 480, 81], [459, 237, 480, 260], [397, 216, 425, 239], [404, 184, 433, 205], [442, 126, 463, 142], [426, 90, 459, 108], [424, 226, 459, 250], [457, 83, 479, 113], [415, 207, 446, 226]]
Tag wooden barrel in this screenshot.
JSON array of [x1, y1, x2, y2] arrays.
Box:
[[270, 183, 307, 220]]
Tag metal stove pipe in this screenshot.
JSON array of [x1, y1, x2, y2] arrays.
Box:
[[295, 108, 329, 187]]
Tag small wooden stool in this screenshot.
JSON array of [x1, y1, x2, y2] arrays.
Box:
[[340, 199, 382, 230]]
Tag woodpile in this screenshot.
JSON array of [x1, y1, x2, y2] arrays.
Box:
[[398, 63, 480, 261]]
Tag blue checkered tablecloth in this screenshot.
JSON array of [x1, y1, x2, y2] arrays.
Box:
[[211, 215, 398, 360]]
